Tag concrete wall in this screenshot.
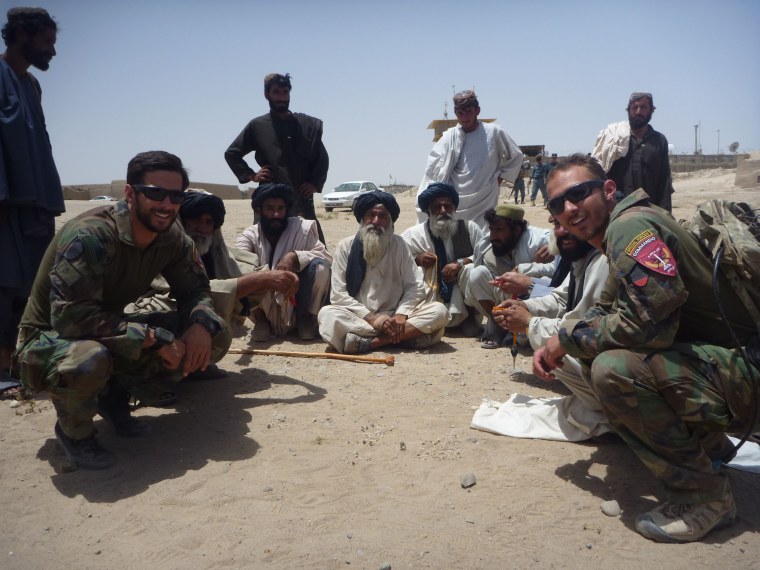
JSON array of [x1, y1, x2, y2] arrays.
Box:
[[669, 154, 738, 173], [62, 180, 245, 200]]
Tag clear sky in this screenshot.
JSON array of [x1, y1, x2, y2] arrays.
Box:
[[20, 0, 760, 192]]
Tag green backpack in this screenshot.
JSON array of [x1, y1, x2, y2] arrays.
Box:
[[682, 200, 760, 450], [680, 199, 760, 336]]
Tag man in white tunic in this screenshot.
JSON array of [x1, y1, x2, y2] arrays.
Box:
[[318, 191, 448, 354], [465, 204, 555, 347], [492, 216, 611, 437], [401, 183, 482, 334], [417, 90, 523, 229], [236, 184, 331, 340]]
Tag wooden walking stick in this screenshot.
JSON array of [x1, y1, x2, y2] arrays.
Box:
[[227, 348, 395, 366]]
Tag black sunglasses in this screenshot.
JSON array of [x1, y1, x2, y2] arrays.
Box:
[[546, 179, 605, 215], [133, 184, 187, 204]]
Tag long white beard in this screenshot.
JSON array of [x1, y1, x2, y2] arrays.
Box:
[[360, 222, 393, 266], [191, 233, 213, 256], [429, 214, 458, 240]]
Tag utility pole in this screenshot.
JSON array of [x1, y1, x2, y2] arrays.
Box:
[[694, 124, 699, 155]]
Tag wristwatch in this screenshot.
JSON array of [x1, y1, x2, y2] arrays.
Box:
[[457, 258, 467, 267], [151, 327, 175, 349], [192, 314, 222, 337]]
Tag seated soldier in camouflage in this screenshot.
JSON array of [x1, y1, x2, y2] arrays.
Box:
[[14, 151, 230, 470]]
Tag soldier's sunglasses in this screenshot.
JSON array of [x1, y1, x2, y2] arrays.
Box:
[[133, 184, 187, 204], [546, 179, 605, 215]]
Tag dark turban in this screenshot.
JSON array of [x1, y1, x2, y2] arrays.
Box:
[[352, 191, 400, 223], [251, 183, 296, 211], [417, 182, 459, 213], [180, 191, 225, 229]]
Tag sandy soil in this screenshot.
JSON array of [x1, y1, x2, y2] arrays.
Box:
[[2, 170, 759, 569]]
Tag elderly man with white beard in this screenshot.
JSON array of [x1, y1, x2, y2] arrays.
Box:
[[401, 183, 483, 336], [318, 191, 448, 354]]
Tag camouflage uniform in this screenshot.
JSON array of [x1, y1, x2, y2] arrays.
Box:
[[559, 189, 758, 504], [14, 201, 229, 440]]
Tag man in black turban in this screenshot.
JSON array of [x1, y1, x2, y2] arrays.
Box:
[[401, 183, 484, 337], [317, 191, 448, 355], [179, 191, 226, 267], [235, 183, 332, 341], [352, 190, 401, 224]]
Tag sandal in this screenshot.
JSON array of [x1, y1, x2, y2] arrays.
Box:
[[0, 384, 23, 400], [0, 371, 23, 400], [480, 318, 507, 349], [480, 337, 501, 349]]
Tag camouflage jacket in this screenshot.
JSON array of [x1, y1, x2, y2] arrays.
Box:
[[559, 189, 755, 359], [20, 200, 224, 360]]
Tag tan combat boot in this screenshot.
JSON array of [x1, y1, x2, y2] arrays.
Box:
[[635, 489, 737, 543]]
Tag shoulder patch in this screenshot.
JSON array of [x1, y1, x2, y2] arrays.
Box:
[[624, 229, 677, 276], [78, 234, 108, 265]]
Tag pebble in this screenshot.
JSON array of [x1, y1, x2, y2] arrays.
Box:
[[460, 472, 477, 488], [347, 533, 353, 539], [263, 486, 273, 493], [585, 543, 592, 550], [600, 500, 621, 517], [8, 400, 20, 408], [376, 372, 385, 377], [379, 563, 392, 570]]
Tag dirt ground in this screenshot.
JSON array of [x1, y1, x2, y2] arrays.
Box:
[[2, 170, 759, 569]]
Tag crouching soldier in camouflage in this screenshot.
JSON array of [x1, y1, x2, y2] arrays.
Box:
[[13, 151, 230, 470], [533, 154, 758, 543]]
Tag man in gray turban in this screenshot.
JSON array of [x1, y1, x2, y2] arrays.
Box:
[[318, 191, 448, 354]]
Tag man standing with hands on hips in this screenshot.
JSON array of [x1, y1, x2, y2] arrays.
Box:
[[225, 73, 329, 243]]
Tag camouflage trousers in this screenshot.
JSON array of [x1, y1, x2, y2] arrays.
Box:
[[590, 343, 759, 504], [15, 311, 231, 440]]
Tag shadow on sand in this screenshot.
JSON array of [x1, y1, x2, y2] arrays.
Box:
[[555, 445, 760, 543], [39, 369, 326, 502]]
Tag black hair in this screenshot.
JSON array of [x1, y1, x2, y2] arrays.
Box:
[[126, 151, 190, 189]]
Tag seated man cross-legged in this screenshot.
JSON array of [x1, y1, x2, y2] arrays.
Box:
[[236, 183, 332, 341], [401, 182, 483, 336], [318, 191, 448, 354]]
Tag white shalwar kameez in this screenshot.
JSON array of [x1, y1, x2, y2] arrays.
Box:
[[400, 221, 483, 327], [465, 226, 553, 316], [522, 249, 611, 437], [417, 122, 523, 229], [236, 217, 332, 335], [318, 234, 448, 353]]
